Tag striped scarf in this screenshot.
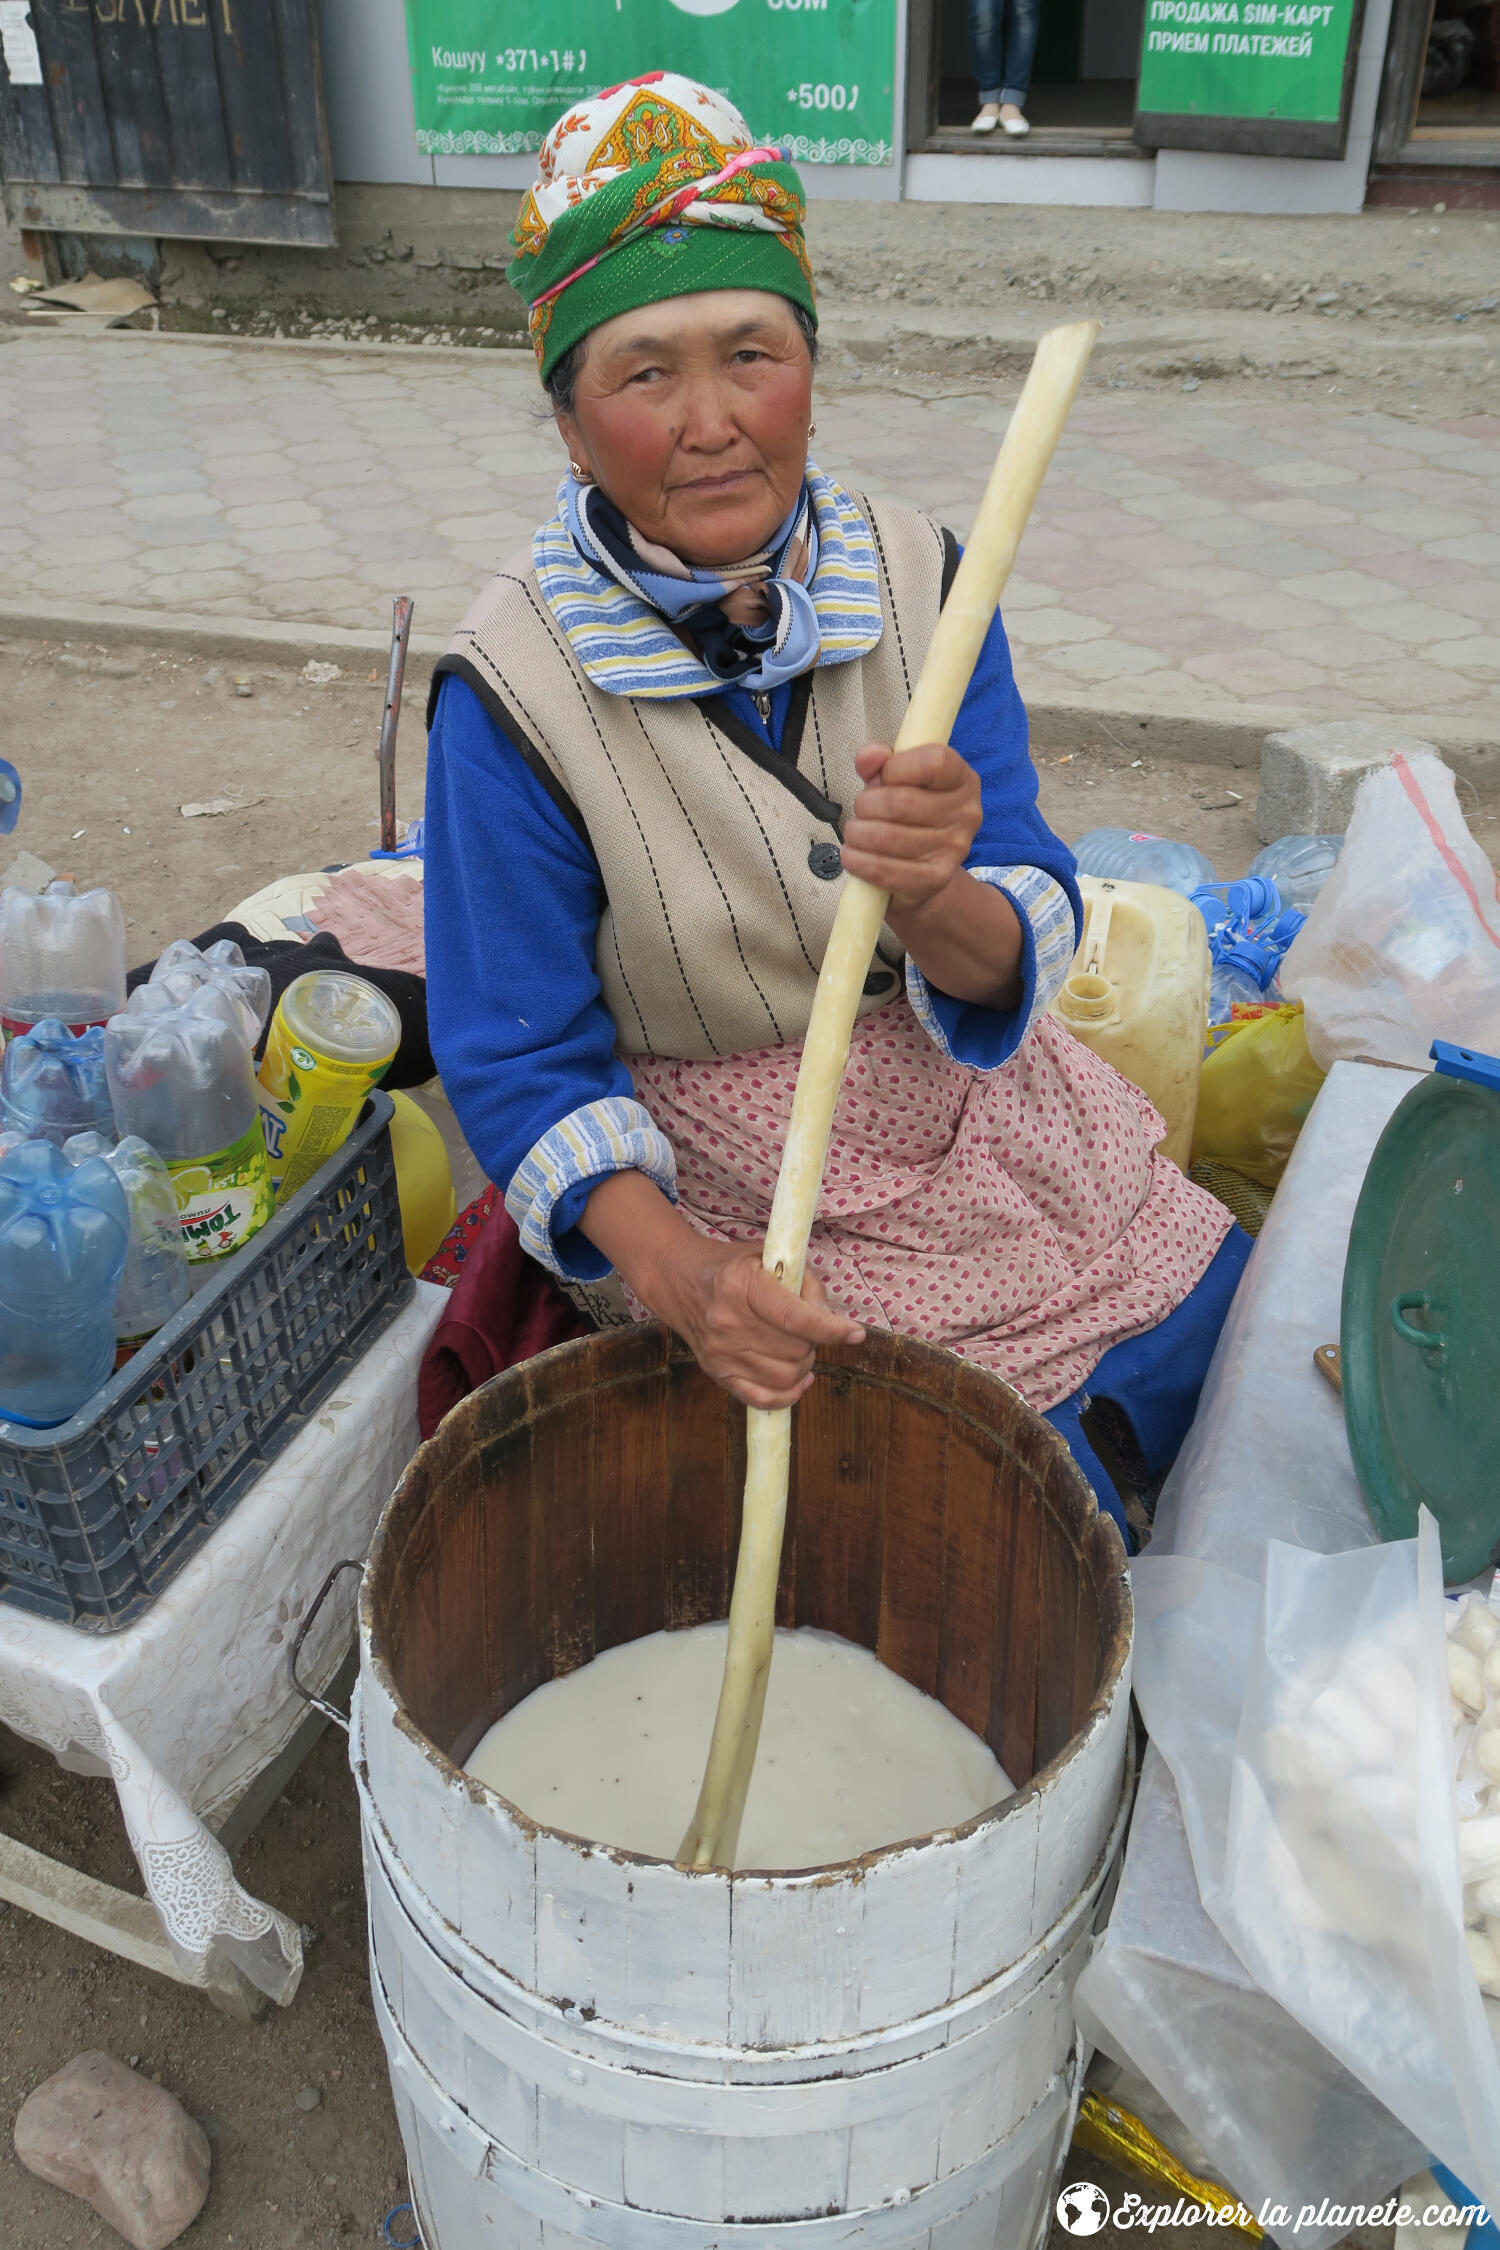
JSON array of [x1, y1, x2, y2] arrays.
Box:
[[534, 463, 883, 700]]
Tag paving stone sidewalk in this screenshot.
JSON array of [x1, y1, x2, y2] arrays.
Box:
[[4, 333, 1499, 745]]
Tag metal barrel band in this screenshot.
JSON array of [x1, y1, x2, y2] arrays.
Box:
[[287, 1559, 363, 1729]]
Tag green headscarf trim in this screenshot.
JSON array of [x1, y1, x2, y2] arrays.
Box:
[[508, 152, 817, 384]]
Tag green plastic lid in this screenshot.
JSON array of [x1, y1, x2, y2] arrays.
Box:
[[1341, 1041, 1500, 1583]]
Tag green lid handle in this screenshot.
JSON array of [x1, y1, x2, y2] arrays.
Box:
[[1391, 1290, 1448, 1353]]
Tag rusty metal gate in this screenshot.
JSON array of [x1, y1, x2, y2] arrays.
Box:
[[0, 0, 335, 247]]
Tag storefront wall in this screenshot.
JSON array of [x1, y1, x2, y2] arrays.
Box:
[[313, 0, 1393, 217]]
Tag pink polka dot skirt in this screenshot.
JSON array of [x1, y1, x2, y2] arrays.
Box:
[[627, 1001, 1232, 1414]]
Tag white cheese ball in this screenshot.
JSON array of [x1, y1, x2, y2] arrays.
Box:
[[1449, 1641, 1487, 1716], [1466, 1925, 1500, 1998], [1310, 1680, 1393, 1769], [1453, 1598, 1500, 1658]]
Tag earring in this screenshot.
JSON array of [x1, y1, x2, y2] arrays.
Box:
[[569, 460, 593, 484], [808, 422, 817, 440]]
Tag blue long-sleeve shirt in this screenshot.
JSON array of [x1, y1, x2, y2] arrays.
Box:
[[424, 604, 1080, 1280]]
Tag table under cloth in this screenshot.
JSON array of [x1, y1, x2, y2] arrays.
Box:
[[1075, 1060, 1432, 2242], [0, 1281, 446, 2006]]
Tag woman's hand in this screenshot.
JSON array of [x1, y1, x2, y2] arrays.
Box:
[[579, 1171, 864, 1409], [841, 741, 983, 912], [841, 739, 1025, 1012], [655, 1236, 865, 1410]]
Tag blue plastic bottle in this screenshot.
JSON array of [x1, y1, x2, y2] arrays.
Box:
[[1071, 828, 1218, 896], [1190, 876, 1284, 942], [0, 1139, 129, 1427], [0, 1019, 115, 1147]]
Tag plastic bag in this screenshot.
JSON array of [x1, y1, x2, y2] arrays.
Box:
[[1133, 1515, 1500, 2226], [1281, 753, 1500, 1072], [1191, 1003, 1327, 1189]]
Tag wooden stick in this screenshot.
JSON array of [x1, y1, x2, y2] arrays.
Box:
[[677, 322, 1101, 1872]]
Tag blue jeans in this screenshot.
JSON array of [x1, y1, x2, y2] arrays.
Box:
[[968, 0, 1041, 106]]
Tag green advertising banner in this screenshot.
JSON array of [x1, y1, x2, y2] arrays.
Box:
[[403, 0, 897, 166], [1136, 0, 1365, 155]]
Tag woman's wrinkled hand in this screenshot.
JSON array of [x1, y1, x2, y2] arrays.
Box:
[[658, 1236, 865, 1411], [840, 741, 983, 913]]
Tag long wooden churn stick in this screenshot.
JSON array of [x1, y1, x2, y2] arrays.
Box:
[[677, 321, 1101, 1872]]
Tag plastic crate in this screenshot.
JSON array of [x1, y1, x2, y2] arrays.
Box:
[[0, 1092, 412, 1632]]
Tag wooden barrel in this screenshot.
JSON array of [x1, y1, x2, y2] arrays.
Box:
[[354, 1325, 1132, 2250]]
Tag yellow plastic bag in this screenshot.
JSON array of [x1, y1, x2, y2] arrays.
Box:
[[1190, 1001, 1326, 1189]]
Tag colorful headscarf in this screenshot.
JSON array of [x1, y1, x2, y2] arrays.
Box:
[[507, 72, 817, 381]]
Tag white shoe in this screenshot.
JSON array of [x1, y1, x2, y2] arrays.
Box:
[[1001, 108, 1031, 136], [971, 106, 1001, 133]]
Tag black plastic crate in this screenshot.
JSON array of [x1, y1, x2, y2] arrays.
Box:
[[0, 1093, 412, 1631]]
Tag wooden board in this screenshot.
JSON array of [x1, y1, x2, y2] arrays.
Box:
[[0, 0, 335, 247]]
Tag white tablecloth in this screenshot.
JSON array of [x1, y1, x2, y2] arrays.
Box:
[[0, 1282, 446, 2005]]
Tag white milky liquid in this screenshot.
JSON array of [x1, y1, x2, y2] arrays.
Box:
[[465, 1622, 1013, 1869]]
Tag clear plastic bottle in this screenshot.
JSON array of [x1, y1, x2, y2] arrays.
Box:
[[146, 937, 271, 1046], [64, 1132, 190, 1359], [0, 880, 126, 1040], [1071, 828, 1218, 897], [0, 1138, 129, 1426], [1208, 930, 1286, 1025], [1247, 833, 1344, 916], [257, 970, 401, 1200], [0, 1020, 115, 1147], [105, 984, 274, 1270]]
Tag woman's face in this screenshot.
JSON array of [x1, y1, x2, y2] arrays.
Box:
[[555, 289, 814, 566]]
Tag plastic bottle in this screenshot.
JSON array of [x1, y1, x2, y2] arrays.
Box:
[[1209, 929, 1287, 1025], [0, 1020, 115, 1147], [1050, 876, 1211, 1171], [105, 984, 274, 1270], [1247, 833, 1344, 916], [387, 1088, 457, 1274], [257, 970, 402, 1201], [1070, 829, 1218, 898], [0, 880, 126, 1040], [146, 937, 271, 1046], [1190, 876, 1283, 944], [0, 1138, 129, 1426], [64, 1132, 190, 1360]]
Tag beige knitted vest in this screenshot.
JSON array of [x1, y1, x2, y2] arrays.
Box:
[[429, 497, 956, 1061]]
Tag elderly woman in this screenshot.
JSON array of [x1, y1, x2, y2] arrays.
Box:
[[423, 72, 1248, 1540]]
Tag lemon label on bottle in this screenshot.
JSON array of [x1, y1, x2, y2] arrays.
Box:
[[168, 1118, 275, 1264]]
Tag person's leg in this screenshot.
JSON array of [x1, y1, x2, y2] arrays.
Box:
[[1043, 1388, 1132, 1548], [1089, 1223, 1255, 1478], [968, 0, 1006, 122], [1000, 0, 1041, 114]]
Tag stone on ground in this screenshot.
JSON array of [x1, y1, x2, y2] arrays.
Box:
[[1256, 721, 1443, 844], [14, 2050, 211, 2250]]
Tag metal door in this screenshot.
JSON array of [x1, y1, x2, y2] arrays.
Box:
[[0, 0, 335, 246]]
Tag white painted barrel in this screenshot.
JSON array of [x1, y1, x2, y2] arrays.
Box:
[[354, 1326, 1133, 2249]]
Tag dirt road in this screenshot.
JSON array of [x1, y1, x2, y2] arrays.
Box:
[[4, 629, 1269, 945]]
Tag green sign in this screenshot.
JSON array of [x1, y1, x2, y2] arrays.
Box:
[[403, 0, 896, 166], [1137, 0, 1359, 124]]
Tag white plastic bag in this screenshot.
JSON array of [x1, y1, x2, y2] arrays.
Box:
[[1134, 1515, 1500, 2226], [1281, 752, 1500, 1071]]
